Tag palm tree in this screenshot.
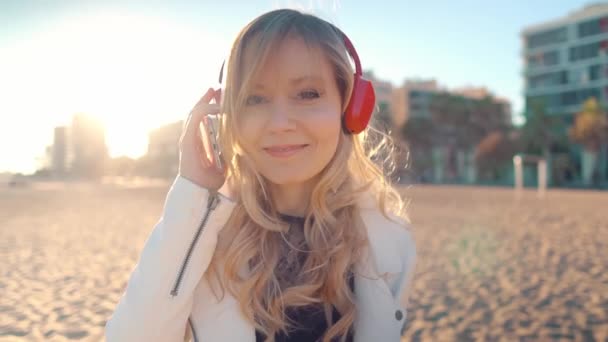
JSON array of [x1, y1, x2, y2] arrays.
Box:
[[520, 99, 567, 157], [519, 99, 568, 186], [568, 97, 608, 186]]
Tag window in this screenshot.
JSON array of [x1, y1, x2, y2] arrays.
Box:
[[528, 70, 569, 88], [527, 27, 567, 48], [570, 68, 586, 84], [544, 50, 560, 65], [578, 16, 608, 38], [560, 70, 568, 84], [561, 90, 578, 106], [569, 41, 601, 62], [580, 87, 600, 102], [560, 87, 600, 106], [590, 65, 601, 81], [527, 54, 541, 67], [527, 50, 560, 67], [548, 94, 560, 107]]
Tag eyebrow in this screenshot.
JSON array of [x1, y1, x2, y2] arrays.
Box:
[[289, 75, 324, 85], [252, 75, 324, 89]]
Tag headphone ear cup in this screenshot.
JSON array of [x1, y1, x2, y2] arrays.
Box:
[[343, 74, 376, 134]]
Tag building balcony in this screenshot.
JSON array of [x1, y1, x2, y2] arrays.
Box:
[[525, 78, 608, 96], [523, 32, 608, 54], [524, 54, 608, 76], [544, 103, 584, 116]]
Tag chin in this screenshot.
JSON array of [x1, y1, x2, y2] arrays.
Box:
[[261, 168, 320, 186]]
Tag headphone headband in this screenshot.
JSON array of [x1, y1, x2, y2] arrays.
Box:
[[218, 60, 225, 84], [217, 29, 363, 84], [333, 28, 363, 76], [215, 23, 375, 135]]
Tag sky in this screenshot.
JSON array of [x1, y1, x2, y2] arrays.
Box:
[[0, 0, 592, 174]]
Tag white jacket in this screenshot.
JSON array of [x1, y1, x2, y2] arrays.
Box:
[[105, 176, 416, 342]]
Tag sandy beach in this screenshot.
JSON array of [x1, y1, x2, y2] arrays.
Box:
[[1, 181, 607, 341], [401, 185, 608, 341]]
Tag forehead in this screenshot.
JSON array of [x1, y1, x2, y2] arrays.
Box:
[[243, 35, 333, 85]]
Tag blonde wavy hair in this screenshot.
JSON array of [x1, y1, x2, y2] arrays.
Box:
[[202, 8, 409, 342]]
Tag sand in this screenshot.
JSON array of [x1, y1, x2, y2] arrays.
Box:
[[401, 185, 608, 341], [1, 181, 607, 341], [1, 182, 168, 341]]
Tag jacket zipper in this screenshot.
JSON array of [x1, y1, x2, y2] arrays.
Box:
[[170, 191, 219, 297], [188, 316, 200, 342]]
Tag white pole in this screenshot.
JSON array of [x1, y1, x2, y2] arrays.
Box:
[[514, 155, 523, 192], [538, 159, 547, 198]]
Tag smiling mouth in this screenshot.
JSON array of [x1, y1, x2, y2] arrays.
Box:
[[263, 144, 309, 158]]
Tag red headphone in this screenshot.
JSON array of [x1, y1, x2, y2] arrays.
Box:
[[213, 29, 375, 135]]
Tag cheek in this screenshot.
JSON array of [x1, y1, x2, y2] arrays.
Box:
[[309, 109, 342, 155], [237, 113, 263, 148]]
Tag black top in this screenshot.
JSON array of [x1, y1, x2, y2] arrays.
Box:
[[254, 214, 355, 342]]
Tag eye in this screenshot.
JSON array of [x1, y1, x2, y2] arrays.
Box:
[[298, 89, 320, 100], [245, 95, 266, 106]]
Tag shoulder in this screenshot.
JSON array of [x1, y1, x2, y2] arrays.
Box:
[[357, 192, 414, 250], [360, 207, 416, 255], [358, 203, 416, 275]]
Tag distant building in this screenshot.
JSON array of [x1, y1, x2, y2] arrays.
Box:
[[51, 126, 68, 176], [452, 86, 513, 126], [522, 3, 608, 124], [522, 3, 608, 187], [395, 79, 512, 184], [394, 80, 512, 125], [47, 114, 107, 179], [145, 121, 183, 178], [70, 114, 108, 178], [392, 79, 441, 126]]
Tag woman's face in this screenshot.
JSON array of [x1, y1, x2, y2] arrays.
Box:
[[238, 36, 343, 186]]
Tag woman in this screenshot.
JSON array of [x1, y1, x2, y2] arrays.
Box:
[[105, 8, 416, 342]]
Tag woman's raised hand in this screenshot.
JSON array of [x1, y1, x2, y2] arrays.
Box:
[[178, 88, 226, 191]]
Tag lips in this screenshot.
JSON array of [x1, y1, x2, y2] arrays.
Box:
[[264, 144, 307, 152], [263, 144, 308, 158]]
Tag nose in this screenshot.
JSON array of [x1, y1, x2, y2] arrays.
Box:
[[266, 100, 296, 133]]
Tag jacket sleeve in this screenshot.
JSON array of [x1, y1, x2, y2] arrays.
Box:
[[396, 228, 417, 335], [398, 228, 417, 306], [105, 175, 236, 342]]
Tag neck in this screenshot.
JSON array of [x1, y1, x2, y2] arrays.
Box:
[[269, 178, 316, 217]]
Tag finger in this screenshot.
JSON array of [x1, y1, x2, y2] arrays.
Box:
[[184, 87, 218, 129], [180, 88, 218, 165], [191, 103, 220, 119], [189, 89, 217, 119], [193, 129, 207, 167], [200, 153, 211, 169], [195, 121, 212, 168], [186, 103, 220, 132], [195, 88, 216, 107]]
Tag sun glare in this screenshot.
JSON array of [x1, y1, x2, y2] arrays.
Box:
[[7, 10, 222, 161], [64, 11, 222, 158]]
